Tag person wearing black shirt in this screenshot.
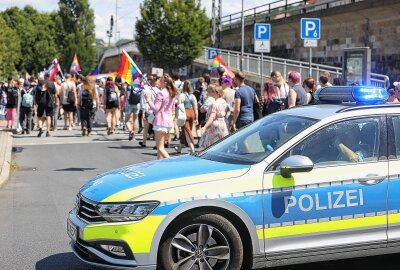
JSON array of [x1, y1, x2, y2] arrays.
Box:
[[35, 74, 56, 137]]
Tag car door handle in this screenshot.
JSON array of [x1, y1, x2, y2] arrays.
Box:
[[358, 174, 386, 186]]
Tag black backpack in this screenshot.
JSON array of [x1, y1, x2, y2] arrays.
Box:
[[106, 84, 119, 106], [67, 88, 75, 105], [128, 87, 141, 105], [6, 87, 18, 106], [81, 91, 93, 109]]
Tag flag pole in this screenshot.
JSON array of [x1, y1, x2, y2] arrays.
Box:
[[121, 50, 151, 87]]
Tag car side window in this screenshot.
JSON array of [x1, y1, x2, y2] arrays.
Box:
[[393, 116, 400, 157], [273, 117, 381, 169]]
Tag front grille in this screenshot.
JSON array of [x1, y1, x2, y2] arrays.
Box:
[[76, 195, 106, 223]]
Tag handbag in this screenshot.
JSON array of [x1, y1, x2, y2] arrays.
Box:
[[176, 103, 186, 127]]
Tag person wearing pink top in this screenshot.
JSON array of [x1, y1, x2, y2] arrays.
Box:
[[144, 75, 178, 159]]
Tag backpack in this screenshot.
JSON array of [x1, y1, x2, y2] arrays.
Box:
[[6, 87, 18, 106], [128, 87, 141, 105], [106, 84, 118, 106], [81, 91, 93, 109], [21, 89, 34, 108], [67, 89, 75, 105]]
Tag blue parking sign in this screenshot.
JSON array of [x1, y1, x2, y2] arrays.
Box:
[[208, 49, 219, 60], [254, 23, 271, 40], [301, 18, 320, 39]]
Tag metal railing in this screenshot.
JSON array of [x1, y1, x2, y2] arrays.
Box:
[[195, 47, 390, 89], [221, 0, 367, 30]]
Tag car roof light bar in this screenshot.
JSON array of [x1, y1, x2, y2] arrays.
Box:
[[314, 86, 389, 105]]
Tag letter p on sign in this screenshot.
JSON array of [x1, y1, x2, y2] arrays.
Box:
[[301, 18, 320, 39], [254, 23, 271, 41]]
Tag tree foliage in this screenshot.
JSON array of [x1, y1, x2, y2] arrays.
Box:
[[58, 0, 96, 74], [0, 16, 21, 78], [0, 1, 96, 79], [136, 0, 209, 70]]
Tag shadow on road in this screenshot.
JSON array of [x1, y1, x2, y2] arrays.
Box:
[[107, 146, 141, 150], [35, 252, 98, 270]]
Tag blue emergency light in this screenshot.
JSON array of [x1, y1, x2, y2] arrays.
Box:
[[314, 86, 389, 105]]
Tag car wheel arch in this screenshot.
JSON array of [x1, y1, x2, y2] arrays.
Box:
[[148, 199, 261, 266]]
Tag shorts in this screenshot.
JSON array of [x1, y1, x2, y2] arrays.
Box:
[[126, 104, 140, 114], [153, 125, 171, 133], [63, 103, 76, 112], [37, 105, 54, 117]]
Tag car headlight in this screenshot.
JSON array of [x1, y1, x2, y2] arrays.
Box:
[[95, 201, 159, 222]]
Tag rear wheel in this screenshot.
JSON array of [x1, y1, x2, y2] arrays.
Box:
[[159, 214, 244, 270]]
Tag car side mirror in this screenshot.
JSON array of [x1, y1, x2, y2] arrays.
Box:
[[280, 155, 314, 178]]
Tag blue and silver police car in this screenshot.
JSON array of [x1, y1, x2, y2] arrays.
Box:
[[68, 86, 400, 270]]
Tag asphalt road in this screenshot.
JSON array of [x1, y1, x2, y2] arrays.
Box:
[[0, 126, 399, 270]]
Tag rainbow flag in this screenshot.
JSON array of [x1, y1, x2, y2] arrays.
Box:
[[117, 50, 142, 86], [70, 53, 81, 75], [211, 55, 235, 78]]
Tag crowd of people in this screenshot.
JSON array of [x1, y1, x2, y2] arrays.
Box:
[[1, 69, 399, 160]]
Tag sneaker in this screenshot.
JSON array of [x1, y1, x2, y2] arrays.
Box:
[[82, 129, 87, 136], [87, 130, 91, 137], [107, 128, 111, 135], [174, 146, 182, 153], [128, 132, 134, 141], [63, 126, 68, 130], [37, 129, 43, 137], [153, 146, 157, 150], [26, 130, 30, 135], [21, 130, 25, 135], [139, 142, 146, 147], [46, 132, 51, 137]]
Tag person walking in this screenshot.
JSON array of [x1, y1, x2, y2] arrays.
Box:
[[232, 71, 257, 131], [19, 80, 34, 134], [104, 77, 120, 135], [200, 86, 229, 148], [287, 71, 308, 108], [125, 80, 143, 141], [175, 80, 198, 154], [77, 76, 99, 136], [221, 76, 235, 131], [271, 70, 289, 100], [60, 74, 77, 130], [139, 75, 160, 147], [144, 75, 178, 160], [303, 77, 317, 104], [262, 81, 282, 116], [34, 77, 56, 137], [5, 76, 18, 130], [51, 78, 61, 131]]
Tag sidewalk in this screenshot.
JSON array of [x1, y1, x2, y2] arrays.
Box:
[[0, 131, 13, 188]]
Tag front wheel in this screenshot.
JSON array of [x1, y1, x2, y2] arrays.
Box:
[[159, 214, 244, 270]]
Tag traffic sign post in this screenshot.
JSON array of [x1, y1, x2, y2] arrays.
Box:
[[208, 48, 219, 60], [301, 18, 321, 76], [254, 23, 271, 89]]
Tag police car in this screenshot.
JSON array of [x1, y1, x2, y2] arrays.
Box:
[[68, 86, 400, 270]]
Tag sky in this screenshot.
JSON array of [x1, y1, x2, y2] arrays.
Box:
[[0, 0, 266, 42]]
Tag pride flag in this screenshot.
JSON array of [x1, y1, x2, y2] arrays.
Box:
[[117, 50, 142, 86], [211, 55, 235, 78], [70, 53, 81, 75], [47, 58, 63, 81]]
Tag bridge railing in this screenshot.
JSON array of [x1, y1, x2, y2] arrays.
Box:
[[221, 0, 367, 30], [195, 47, 390, 89]]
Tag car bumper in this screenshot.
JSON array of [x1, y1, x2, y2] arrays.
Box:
[[67, 210, 158, 270]]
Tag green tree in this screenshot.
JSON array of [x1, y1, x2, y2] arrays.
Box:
[[58, 0, 96, 74], [1, 6, 59, 75], [0, 16, 21, 79], [136, 0, 209, 69]]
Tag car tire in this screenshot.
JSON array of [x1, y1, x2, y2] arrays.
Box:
[[159, 213, 244, 270]]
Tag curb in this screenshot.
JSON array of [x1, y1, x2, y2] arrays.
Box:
[[0, 131, 13, 188]]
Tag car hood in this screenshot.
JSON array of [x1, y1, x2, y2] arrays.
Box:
[[80, 155, 250, 202]]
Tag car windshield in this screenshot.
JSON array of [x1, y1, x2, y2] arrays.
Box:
[[198, 114, 317, 165]]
